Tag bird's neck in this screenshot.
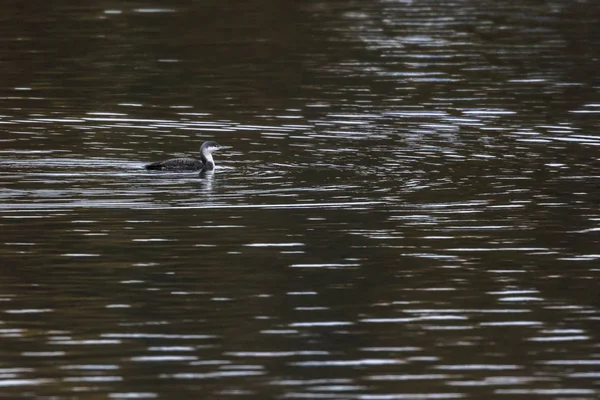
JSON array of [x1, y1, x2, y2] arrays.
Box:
[[201, 151, 215, 169]]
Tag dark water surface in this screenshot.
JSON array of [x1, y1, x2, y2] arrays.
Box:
[[1, 1, 599, 398]]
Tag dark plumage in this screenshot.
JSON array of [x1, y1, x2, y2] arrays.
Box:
[[145, 158, 204, 171], [145, 141, 225, 172]]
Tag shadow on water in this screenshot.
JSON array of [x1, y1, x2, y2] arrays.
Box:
[[0, 0, 600, 399]]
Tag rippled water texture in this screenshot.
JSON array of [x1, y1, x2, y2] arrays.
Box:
[[0, 1, 599, 399]]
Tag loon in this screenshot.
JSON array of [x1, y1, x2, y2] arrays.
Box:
[[145, 141, 226, 171]]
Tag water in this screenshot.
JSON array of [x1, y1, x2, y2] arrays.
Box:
[[1, 1, 599, 398]]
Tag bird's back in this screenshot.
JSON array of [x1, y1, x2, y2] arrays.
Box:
[[145, 157, 204, 171]]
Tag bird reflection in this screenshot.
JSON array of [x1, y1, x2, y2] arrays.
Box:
[[198, 168, 215, 192]]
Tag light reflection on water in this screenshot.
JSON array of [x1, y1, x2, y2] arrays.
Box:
[[1, 0, 600, 399], [1, 115, 598, 397]]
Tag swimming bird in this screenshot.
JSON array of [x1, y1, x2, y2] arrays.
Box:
[[145, 141, 226, 171]]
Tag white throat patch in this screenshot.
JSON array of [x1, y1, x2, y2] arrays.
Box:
[[203, 152, 214, 164]]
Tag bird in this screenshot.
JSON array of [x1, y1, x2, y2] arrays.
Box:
[[145, 141, 227, 172]]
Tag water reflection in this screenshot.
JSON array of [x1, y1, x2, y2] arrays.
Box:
[[1, 0, 600, 399]]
